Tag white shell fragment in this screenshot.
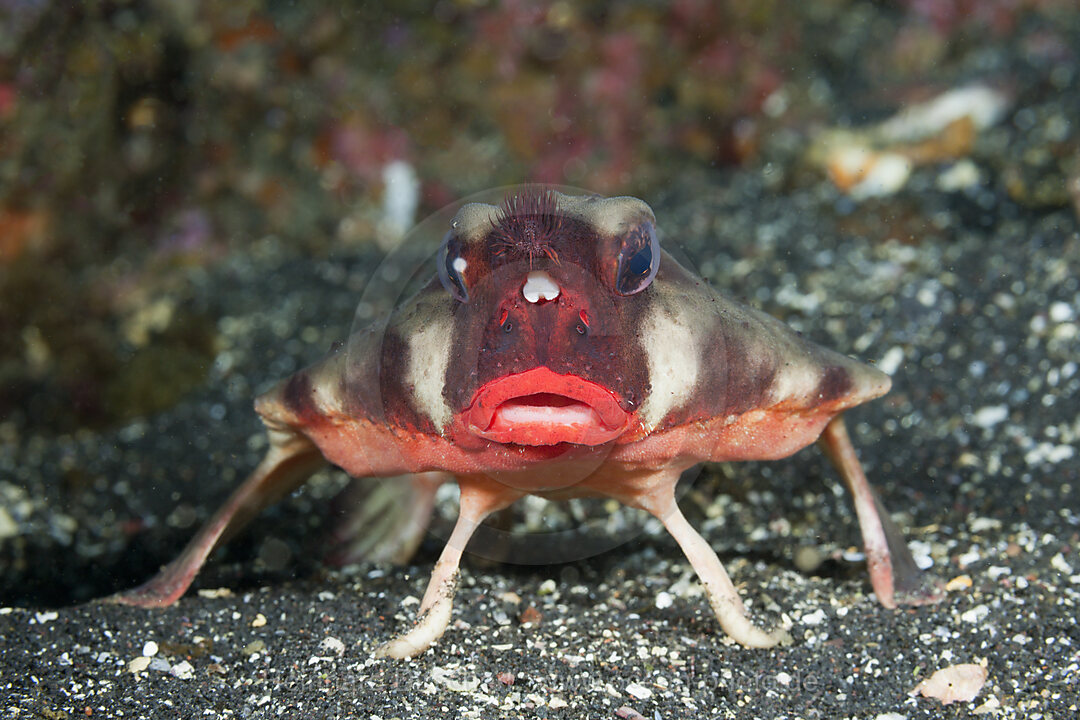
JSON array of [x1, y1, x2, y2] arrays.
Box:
[[910, 663, 988, 705], [377, 160, 420, 251], [809, 83, 1010, 199], [127, 656, 151, 673], [877, 85, 1009, 143], [522, 271, 560, 303], [840, 149, 910, 199]]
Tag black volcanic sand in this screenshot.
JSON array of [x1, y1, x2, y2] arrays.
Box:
[[4, 160, 1079, 717], [4, 18, 1080, 720]]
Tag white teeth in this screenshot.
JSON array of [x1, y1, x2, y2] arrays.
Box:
[[522, 271, 560, 303]]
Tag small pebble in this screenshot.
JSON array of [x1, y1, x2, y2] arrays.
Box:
[[518, 606, 542, 625], [1050, 553, 1073, 574], [1048, 301, 1073, 322], [196, 588, 233, 599], [170, 660, 195, 679], [946, 575, 973, 591], [970, 405, 1008, 428], [243, 639, 266, 655], [319, 636, 346, 656], [127, 656, 151, 674], [910, 663, 988, 705], [794, 545, 825, 573], [878, 346, 905, 376]]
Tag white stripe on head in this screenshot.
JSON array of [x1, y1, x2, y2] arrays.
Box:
[[405, 312, 454, 430], [638, 301, 700, 430]]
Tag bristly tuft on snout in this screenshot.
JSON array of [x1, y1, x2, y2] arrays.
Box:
[[489, 186, 563, 265]]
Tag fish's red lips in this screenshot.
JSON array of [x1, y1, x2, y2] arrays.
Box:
[[466, 367, 630, 446]]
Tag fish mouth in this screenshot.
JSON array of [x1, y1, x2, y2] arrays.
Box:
[[466, 367, 630, 446]]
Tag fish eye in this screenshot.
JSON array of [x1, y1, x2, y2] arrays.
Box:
[[437, 232, 469, 303], [614, 222, 660, 295]]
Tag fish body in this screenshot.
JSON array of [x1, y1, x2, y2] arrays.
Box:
[[115, 188, 940, 657]]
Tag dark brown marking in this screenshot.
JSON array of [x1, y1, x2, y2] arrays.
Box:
[[379, 325, 439, 435], [720, 342, 778, 418], [816, 365, 853, 403], [282, 372, 321, 424]]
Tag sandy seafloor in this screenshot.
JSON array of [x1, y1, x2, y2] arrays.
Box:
[[2, 158, 1079, 719]]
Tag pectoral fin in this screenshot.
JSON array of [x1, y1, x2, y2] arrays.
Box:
[[818, 416, 944, 607], [375, 476, 523, 658], [601, 467, 791, 648], [109, 422, 324, 607], [327, 472, 448, 566]]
